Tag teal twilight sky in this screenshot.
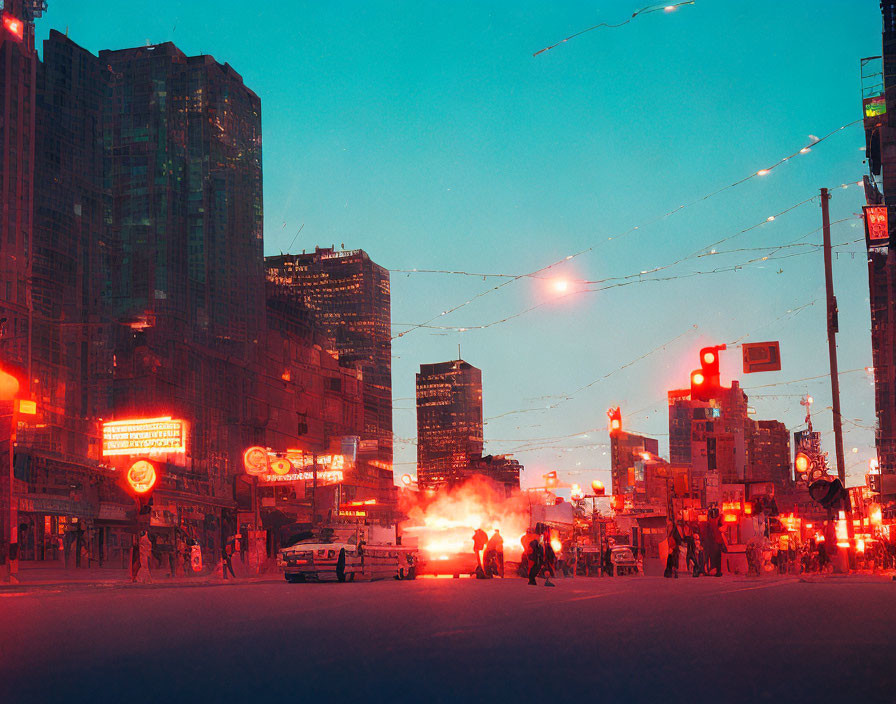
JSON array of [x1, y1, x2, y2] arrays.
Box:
[[35, 1, 882, 488]]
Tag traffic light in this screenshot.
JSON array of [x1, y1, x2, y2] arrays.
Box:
[[700, 346, 723, 384], [795, 451, 811, 483], [2, 12, 24, 42], [690, 345, 726, 402], [690, 369, 709, 401], [869, 473, 881, 494], [607, 407, 622, 434]]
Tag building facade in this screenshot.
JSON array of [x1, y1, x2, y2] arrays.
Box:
[[668, 380, 790, 503], [265, 248, 393, 478], [609, 429, 659, 496], [416, 359, 483, 491]]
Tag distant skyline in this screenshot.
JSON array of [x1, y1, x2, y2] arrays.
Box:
[[33, 1, 881, 489]]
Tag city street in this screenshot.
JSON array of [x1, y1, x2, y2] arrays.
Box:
[[3, 575, 894, 703]]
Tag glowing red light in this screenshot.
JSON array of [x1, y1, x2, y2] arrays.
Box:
[[691, 371, 705, 386], [702, 351, 716, 365], [126, 460, 158, 494], [794, 452, 810, 474], [2, 12, 24, 42], [610, 419, 621, 431]]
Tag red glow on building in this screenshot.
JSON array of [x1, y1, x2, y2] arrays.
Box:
[[2, 12, 24, 42]]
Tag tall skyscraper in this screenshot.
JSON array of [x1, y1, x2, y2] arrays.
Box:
[[30, 29, 110, 459], [862, 3, 896, 499], [0, 1, 43, 371], [100, 42, 264, 351], [265, 248, 393, 475], [416, 359, 483, 491]]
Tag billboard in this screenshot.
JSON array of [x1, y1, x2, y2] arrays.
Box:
[[243, 445, 347, 485], [864, 205, 890, 249], [102, 417, 186, 456]]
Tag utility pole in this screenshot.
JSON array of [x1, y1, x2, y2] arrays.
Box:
[[821, 188, 854, 545]]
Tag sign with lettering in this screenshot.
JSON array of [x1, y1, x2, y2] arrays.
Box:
[[103, 417, 186, 456]]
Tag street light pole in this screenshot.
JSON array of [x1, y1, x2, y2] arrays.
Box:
[[821, 188, 855, 547]]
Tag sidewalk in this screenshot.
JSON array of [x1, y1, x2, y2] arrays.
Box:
[[1, 558, 283, 593]]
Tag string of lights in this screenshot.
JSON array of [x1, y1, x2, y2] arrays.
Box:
[[393, 233, 861, 335], [389, 131, 863, 340], [533, 2, 695, 57]]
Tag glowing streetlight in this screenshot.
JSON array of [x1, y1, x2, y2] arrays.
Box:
[[553, 279, 569, 293], [756, 169, 770, 176]]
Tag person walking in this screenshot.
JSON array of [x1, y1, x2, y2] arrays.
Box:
[[472, 527, 489, 576], [664, 520, 682, 578], [130, 534, 140, 582], [704, 508, 724, 577], [137, 531, 153, 584], [525, 528, 543, 585], [222, 535, 236, 580], [484, 529, 504, 577], [541, 530, 557, 587]]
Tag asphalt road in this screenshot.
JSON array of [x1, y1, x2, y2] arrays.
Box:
[[3, 574, 894, 703]]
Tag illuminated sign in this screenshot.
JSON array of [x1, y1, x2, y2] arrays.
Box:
[[258, 470, 344, 485], [864, 95, 886, 120], [864, 205, 890, 249], [244, 446, 348, 484], [103, 417, 186, 456], [127, 460, 158, 494]]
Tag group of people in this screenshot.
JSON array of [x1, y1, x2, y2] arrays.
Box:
[[664, 508, 726, 578], [472, 528, 505, 578], [521, 523, 558, 587], [470, 524, 561, 586], [129, 530, 204, 583]]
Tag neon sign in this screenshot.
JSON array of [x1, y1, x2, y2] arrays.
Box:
[[244, 446, 348, 484], [127, 460, 158, 494], [103, 417, 186, 456]]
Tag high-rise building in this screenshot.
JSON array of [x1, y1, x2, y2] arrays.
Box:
[[610, 430, 659, 496], [862, 3, 896, 499], [0, 1, 43, 371], [100, 42, 264, 351], [265, 248, 392, 475], [416, 359, 483, 491], [668, 380, 790, 502], [0, 0, 45, 574], [29, 29, 111, 460]]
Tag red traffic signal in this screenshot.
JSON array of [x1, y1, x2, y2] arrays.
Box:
[[690, 369, 710, 401], [607, 407, 622, 434], [794, 451, 811, 482], [2, 12, 24, 42]]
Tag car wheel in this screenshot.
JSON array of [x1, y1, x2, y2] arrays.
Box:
[[336, 548, 347, 582]]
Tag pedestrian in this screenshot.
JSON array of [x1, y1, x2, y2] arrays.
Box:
[[664, 520, 682, 578], [692, 532, 705, 577], [137, 531, 153, 584], [526, 531, 544, 586], [239, 528, 248, 565], [541, 531, 557, 587], [520, 527, 539, 577], [222, 535, 236, 580], [472, 527, 489, 575], [130, 534, 140, 582], [484, 529, 504, 577], [683, 523, 698, 574], [704, 508, 724, 577]]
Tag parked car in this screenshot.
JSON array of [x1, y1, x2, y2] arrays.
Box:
[[610, 545, 638, 575]]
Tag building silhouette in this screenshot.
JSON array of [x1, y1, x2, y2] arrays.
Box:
[[416, 359, 483, 491], [265, 247, 393, 482]]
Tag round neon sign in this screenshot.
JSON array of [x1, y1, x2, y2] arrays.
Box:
[[243, 446, 269, 476], [127, 460, 157, 494]]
